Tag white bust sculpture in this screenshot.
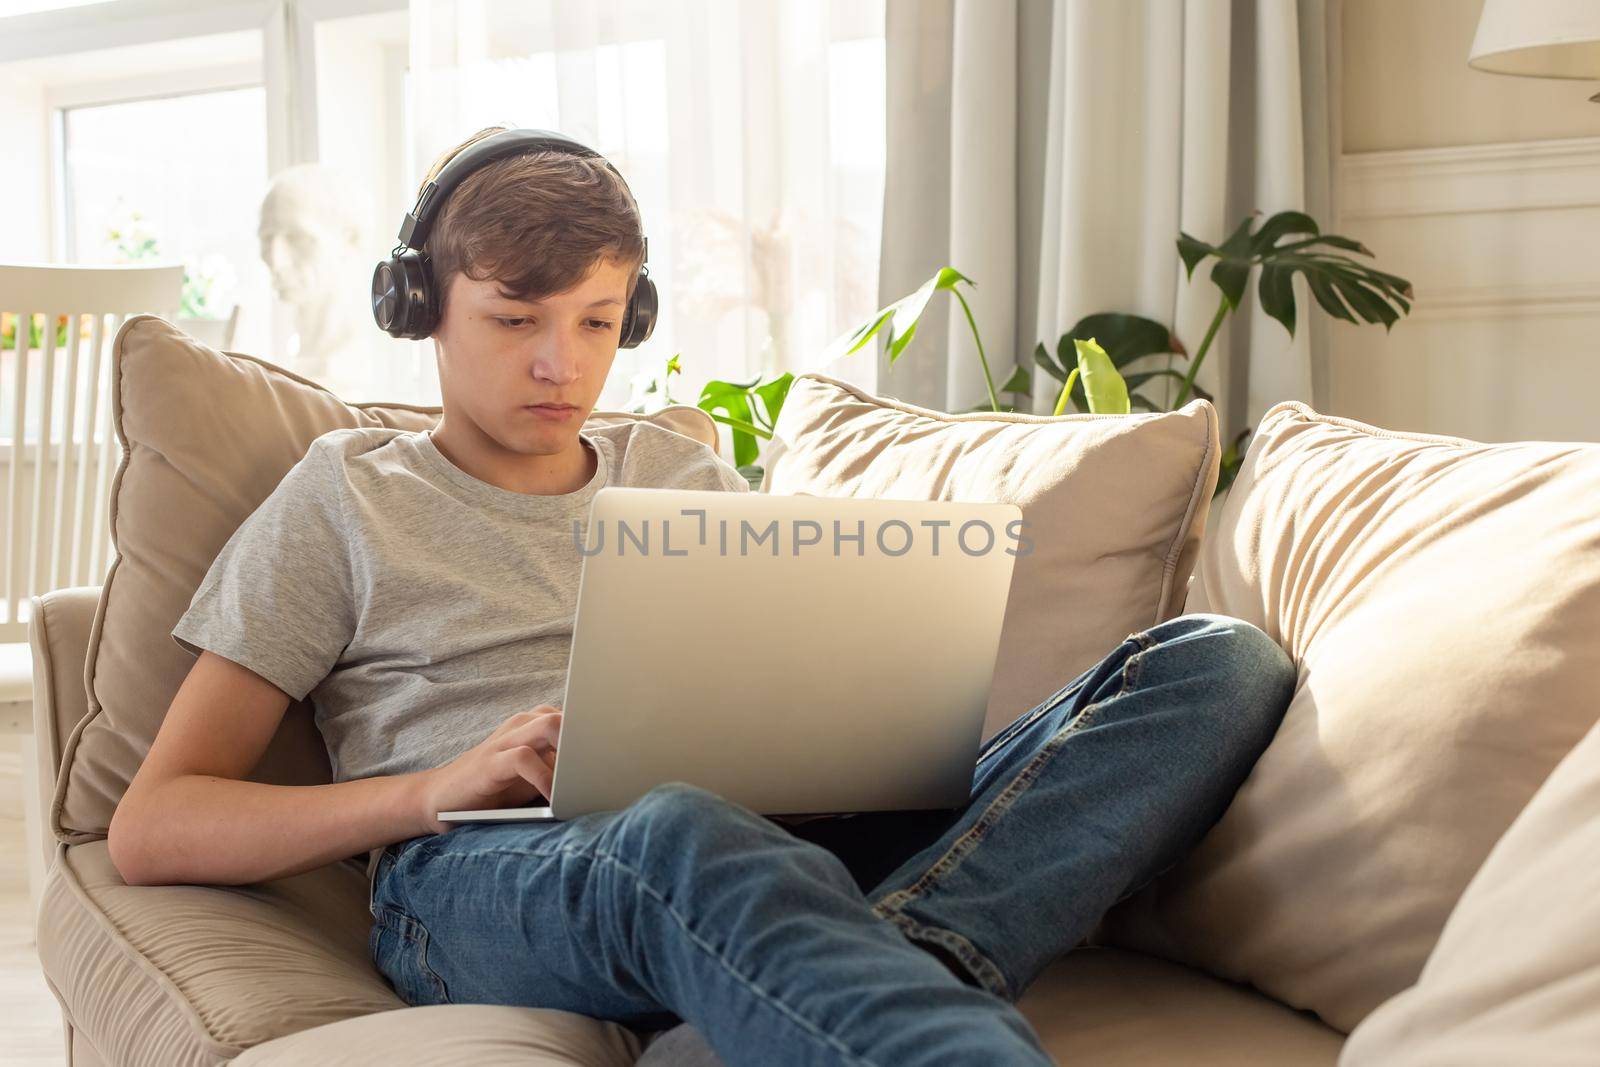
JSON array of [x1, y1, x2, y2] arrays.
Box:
[[257, 164, 383, 398]]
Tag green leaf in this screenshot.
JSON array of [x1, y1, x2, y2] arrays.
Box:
[[1056, 333, 1075, 377], [1063, 313, 1183, 368], [1184, 214, 1263, 312], [1129, 394, 1161, 413], [843, 266, 974, 365], [1119, 368, 1190, 393], [1044, 314, 1181, 413], [1291, 233, 1370, 256], [842, 308, 895, 356], [1184, 211, 1411, 340], [1000, 364, 1032, 396], [1074, 338, 1130, 415], [1331, 274, 1400, 330], [1211, 259, 1251, 311], [1261, 248, 1414, 334], [1321, 258, 1414, 302], [1033, 341, 1065, 381], [1360, 266, 1415, 300], [698, 380, 763, 467], [1305, 272, 1359, 324], [1258, 262, 1297, 337], [705, 413, 765, 466], [1215, 212, 1260, 259], [751, 372, 794, 430], [1249, 210, 1319, 255], [1176, 232, 1216, 278]]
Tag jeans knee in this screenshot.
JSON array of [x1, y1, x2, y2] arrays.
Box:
[[636, 780, 737, 813], [1196, 614, 1297, 730], [1154, 613, 1295, 720], [605, 783, 852, 915], [1168, 612, 1287, 667], [611, 782, 765, 858]]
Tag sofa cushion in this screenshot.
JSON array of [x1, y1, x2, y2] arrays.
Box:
[[37, 837, 1340, 1067], [761, 371, 1220, 738], [35, 838, 397, 1064], [1097, 400, 1600, 1032], [1340, 717, 1600, 1065], [223, 949, 1345, 1067], [232, 1004, 644, 1066], [36, 837, 642, 1066], [1021, 947, 1341, 1066], [635, 947, 1343, 1067], [52, 315, 719, 841]]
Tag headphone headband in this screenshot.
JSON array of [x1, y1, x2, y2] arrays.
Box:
[[372, 126, 657, 346], [398, 128, 617, 252]]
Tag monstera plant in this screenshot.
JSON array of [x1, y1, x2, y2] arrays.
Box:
[[636, 210, 1412, 497], [1028, 210, 1414, 493]]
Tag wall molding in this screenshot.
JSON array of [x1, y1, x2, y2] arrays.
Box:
[[1407, 282, 1600, 321], [1340, 136, 1600, 220]]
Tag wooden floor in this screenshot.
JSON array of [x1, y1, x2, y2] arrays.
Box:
[[1, 737, 68, 1067]]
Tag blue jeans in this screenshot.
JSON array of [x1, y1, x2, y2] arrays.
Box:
[[369, 613, 1297, 1067]]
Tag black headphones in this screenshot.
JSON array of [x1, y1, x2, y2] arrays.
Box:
[[371, 127, 657, 347]]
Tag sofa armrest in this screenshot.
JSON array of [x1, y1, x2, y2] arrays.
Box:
[[28, 586, 103, 806]]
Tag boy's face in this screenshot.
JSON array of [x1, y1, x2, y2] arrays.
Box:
[[432, 257, 633, 459]]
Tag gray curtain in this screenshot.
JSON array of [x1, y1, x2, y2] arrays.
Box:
[[877, 0, 1337, 448]]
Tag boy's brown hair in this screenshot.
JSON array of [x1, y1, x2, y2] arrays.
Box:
[[420, 125, 646, 317]]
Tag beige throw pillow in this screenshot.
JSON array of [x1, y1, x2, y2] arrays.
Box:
[[1340, 717, 1600, 1065], [760, 371, 1221, 739], [1097, 400, 1600, 1033], [53, 315, 719, 841]]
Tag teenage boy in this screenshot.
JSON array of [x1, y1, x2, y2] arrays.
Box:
[[110, 126, 1298, 1067]]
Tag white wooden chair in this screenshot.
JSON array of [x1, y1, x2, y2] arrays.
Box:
[[0, 262, 183, 918]]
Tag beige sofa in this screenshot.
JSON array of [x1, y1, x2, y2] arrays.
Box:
[[26, 612, 1343, 1065], [28, 317, 1599, 1064]]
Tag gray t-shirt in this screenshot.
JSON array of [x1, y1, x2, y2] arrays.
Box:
[[170, 420, 750, 897]]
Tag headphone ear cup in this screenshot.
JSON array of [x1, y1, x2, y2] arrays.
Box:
[[371, 250, 437, 340], [372, 257, 404, 337], [619, 269, 657, 349]]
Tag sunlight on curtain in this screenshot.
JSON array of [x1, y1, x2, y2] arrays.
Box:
[[406, 0, 886, 410]]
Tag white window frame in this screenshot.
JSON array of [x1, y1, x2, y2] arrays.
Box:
[[49, 62, 263, 262], [3, 0, 407, 262]]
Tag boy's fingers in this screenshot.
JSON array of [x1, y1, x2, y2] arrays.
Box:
[[501, 745, 554, 798], [490, 745, 537, 788], [488, 705, 560, 740], [497, 715, 561, 754]]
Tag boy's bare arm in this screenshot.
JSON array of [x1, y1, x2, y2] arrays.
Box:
[[115, 771, 435, 887], [110, 650, 562, 887], [109, 650, 434, 886]]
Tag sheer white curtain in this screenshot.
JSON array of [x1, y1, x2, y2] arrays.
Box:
[[406, 0, 887, 411]]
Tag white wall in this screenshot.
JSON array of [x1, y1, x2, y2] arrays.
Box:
[[1330, 0, 1600, 443], [0, 70, 50, 262], [313, 9, 406, 260]]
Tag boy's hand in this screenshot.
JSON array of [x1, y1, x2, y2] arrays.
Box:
[[415, 706, 562, 836]]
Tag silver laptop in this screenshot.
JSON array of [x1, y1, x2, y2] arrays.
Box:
[[438, 486, 1022, 823]]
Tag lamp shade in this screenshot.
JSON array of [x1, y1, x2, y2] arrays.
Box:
[[1469, 0, 1600, 79]]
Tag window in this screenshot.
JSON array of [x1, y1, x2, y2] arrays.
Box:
[[62, 85, 269, 345], [1, 0, 887, 413]]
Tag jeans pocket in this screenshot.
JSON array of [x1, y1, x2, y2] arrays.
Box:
[[371, 904, 451, 1006]]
